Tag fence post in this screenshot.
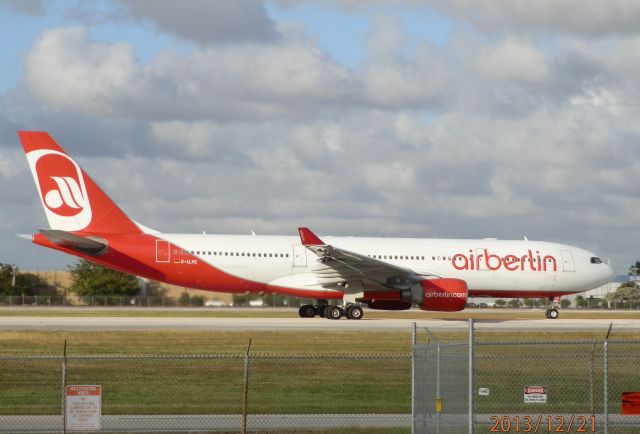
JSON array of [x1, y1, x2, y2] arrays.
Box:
[[411, 323, 416, 434], [468, 318, 474, 434], [589, 342, 595, 416], [436, 342, 441, 434], [603, 322, 612, 434], [62, 340, 67, 434], [422, 326, 442, 434], [242, 338, 252, 434]]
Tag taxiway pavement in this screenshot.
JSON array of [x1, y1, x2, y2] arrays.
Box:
[[1, 316, 638, 332]]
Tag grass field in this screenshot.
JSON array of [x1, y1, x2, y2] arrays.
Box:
[[0, 330, 413, 416], [1, 310, 640, 433]]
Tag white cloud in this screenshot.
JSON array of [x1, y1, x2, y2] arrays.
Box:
[[409, 0, 640, 37], [24, 27, 352, 120], [476, 37, 549, 84], [25, 27, 138, 114]]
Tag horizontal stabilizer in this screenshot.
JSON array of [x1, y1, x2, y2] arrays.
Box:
[[39, 229, 107, 255]]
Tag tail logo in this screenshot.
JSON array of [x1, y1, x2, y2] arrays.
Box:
[[44, 176, 85, 214], [26, 150, 92, 231]]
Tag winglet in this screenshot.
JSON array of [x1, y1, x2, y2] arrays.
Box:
[[298, 227, 324, 246]]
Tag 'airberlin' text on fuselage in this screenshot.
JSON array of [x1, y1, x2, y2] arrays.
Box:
[[452, 249, 557, 272]]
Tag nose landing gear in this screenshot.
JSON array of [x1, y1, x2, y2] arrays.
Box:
[[544, 296, 560, 319], [545, 307, 559, 319]]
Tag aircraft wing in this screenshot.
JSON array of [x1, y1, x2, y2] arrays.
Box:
[[298, 227, 436, 291], [39, 229, 107, 255]]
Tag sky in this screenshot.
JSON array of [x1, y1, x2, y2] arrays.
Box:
[[0, 0, 639, 274]]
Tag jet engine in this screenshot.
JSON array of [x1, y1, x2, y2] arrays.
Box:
[[401, 278, 468, 312]]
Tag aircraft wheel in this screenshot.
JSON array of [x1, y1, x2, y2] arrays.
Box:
[[346, 305, 363, 320], [548, 308, 559, 319], [325, 305, 343, 320], [298, 305, 315, 318], [316, 305, 327, 318]]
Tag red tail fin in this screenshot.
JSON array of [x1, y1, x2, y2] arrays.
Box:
[[19, 131, 142, 234]]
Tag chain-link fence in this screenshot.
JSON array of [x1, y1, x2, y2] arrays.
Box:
[[413, 322, 640, 433], [0, 352, 411, 433]]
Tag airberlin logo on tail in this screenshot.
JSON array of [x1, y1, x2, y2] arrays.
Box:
[[26, 149, 92, 231], [44, 176, 85, 215], [452, 249, 557, 272]]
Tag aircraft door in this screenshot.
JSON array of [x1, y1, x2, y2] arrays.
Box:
[[560, 250, 575, 272], [292, 245, 307, 267], [155, 240, 170, 263]]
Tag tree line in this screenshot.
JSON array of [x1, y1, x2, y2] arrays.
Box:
[[2, 259, 639, 307]]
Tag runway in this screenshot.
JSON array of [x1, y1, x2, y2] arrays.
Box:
[[1, 315, 639, 332]]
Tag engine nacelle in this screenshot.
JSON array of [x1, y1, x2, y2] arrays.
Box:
[[402, 278, 468, 312]]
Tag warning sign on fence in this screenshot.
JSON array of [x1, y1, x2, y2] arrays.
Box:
[[65, 385, 101, 431], [524, 386, 547, 403]]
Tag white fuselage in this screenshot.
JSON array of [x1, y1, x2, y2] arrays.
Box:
[[160, 234, 614, 297]]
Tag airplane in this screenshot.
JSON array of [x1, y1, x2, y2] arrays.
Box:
[[18, 131, 615, 320]]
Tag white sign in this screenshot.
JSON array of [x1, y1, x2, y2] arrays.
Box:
[[478, 387, 490, 396], [65, 385, 101, 431], [524, 386, 547, 403]]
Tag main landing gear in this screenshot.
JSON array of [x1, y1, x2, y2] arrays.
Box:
[[298, 300, 363, 320], [545, 297, 560, 319]]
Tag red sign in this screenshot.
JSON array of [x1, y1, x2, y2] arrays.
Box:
[[622, 392, 640, 415], [66, 385, 101, 396], [525, 387, 547, 394]]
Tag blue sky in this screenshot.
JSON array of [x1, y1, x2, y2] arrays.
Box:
[[267, 2, 453, 68], [0, 0, 639, 273]]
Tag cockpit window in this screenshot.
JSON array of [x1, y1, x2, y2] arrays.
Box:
[[590, 257, 602, 264]]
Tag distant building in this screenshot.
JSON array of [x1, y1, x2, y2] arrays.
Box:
[[23, 270, 234, 306], [572, 275, 637, 301]]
